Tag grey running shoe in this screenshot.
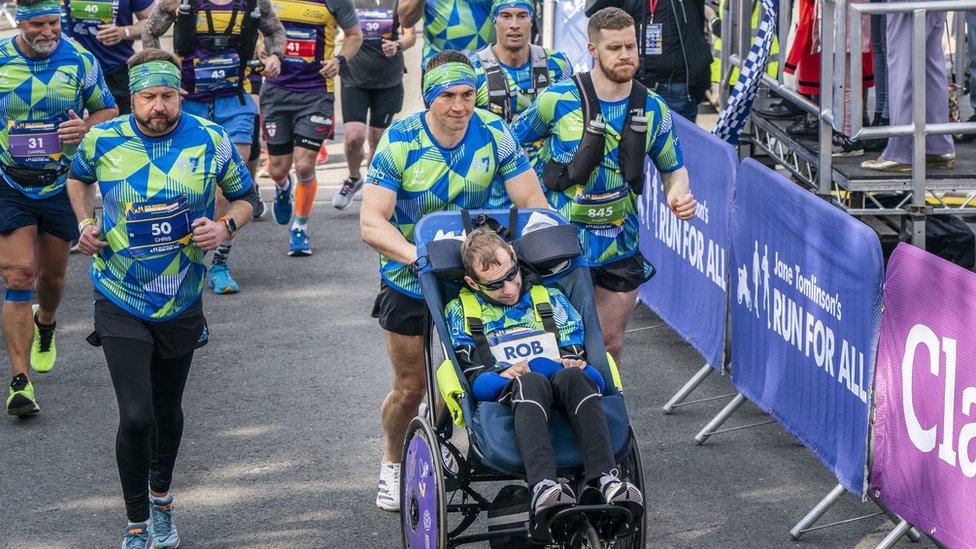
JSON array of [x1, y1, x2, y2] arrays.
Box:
[[332, 177, 364, 210]]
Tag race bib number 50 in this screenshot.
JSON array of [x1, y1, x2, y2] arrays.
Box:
[[125, 195, 192, 259]]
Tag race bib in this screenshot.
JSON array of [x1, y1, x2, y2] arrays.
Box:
[[8, 121, 62, 163], [283, 28, 317, 63], [194, 53, 242, 93], [70, 0, 115, 23], [489, 330, 561, 366], [125, 196, 192, 259], [357, 8, 394, 41], [569, 188, 630, 227], [644, 23, 663, 55]]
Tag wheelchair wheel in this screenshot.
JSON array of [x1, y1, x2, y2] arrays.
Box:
[[613, 428, 647, 549], [568, 521, 601, 549], [400, 416, 447, 549]]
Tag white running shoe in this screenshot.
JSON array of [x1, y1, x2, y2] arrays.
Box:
[[376, 462, 401, 512]]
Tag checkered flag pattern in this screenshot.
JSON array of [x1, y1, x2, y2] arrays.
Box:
[[714, 0, 778, 144]]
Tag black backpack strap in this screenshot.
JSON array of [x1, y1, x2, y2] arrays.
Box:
[[620, 79, 650, 194], [173, 0, 198, 57], [574, 72, 601, 127], [527, 283, 560, 346], [461, 209, 474, 234], [528, 44, 549, 93], [238, 0, 261, 66], [477, 47, 511, 121]]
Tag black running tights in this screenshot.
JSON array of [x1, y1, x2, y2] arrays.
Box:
[[101, 337, 193, 522]]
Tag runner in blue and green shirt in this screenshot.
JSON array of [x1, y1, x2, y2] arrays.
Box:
[[1, 0, 118, 418], [396, 0, 495, 69], [512, 7, 696, 367], [359, 50, 549, 513], [66, 50, 259, 549]]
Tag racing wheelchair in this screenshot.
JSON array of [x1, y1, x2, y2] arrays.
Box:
[[400, 208, 648, 548]]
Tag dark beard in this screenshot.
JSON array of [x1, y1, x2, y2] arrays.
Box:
[[135, 112, 180, 134]]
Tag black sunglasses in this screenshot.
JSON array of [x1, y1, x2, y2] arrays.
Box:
[[474, 263, 520, 291]]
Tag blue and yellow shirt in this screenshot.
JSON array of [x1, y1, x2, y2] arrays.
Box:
[[365, 109, 531, 298], [512, 79, 684, 267], [71, 114, 253, 322], [0, 36, 115, 199]]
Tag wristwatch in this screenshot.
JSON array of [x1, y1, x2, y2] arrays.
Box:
[[219, 216, 238, 236], [335, 54, 347, 71], [123, 26, 131, 39], [395, 40, 403, 52]]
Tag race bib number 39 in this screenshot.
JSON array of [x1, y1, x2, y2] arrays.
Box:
[[357, 8, 394, 41], [125, 196, 192, 259], [489, 330, 561, 366]]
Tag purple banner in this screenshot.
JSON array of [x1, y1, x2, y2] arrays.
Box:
[[638, 115, 736, 369], [872, 243, 976, 548]]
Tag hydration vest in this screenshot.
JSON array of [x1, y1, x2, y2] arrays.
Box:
[[475, 44, 550, 123], [458, 284, 561, 368], [173, 0, 261, 90], [542, 72, 650, 196]]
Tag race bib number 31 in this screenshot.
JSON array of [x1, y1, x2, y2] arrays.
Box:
[[125, 196, 192, 259], [8, 121, 62, 160]]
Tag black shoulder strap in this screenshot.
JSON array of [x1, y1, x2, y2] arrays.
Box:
[[238, 0, 260, 65], [507, 207, 519, 239], [625, 78, 648, 128], [573, 72, 601, 126], [478, 47, 511, 121], [528, 283, 560, 346], [528, 45, 549, 93], [173, 0, 199, 57], [461, 209, 474, 234]]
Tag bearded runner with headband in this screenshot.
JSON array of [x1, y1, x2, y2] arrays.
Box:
[[66, 50, 259, 549], [512, 7, 696, 368], [0, 0, 117, 418], [360, 50, 549, 512], [260, 0, 361, 257]]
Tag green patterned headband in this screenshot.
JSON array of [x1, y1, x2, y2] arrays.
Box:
[[422, 62, 477, 106], [16, 0, 62, 21], [129, 60, 182, 94]]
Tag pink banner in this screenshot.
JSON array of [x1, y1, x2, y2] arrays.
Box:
[[872, 243, 976, 547]]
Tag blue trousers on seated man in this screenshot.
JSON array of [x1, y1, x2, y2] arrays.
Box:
[[445, 226, 643, 522]]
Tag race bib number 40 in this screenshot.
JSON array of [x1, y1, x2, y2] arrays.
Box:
[[125, 196, 192, 259], [489, 330, 561, 366], [70, 0, 115, 23]]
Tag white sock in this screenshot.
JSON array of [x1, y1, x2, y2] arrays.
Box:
[[292, 219, 308, 231]]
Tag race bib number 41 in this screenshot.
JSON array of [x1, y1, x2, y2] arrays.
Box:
[[489, 330, 561, 366]]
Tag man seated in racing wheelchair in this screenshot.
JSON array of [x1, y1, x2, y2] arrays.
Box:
[[444, 226, 644, 527]]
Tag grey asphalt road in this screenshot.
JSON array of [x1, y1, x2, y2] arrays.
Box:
[[0, 19, 933, 549]]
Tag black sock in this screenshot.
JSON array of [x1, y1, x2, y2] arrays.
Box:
[[11, 373, 28, 388], [34, 314, 55, 331], [213, 243, 232, 266]]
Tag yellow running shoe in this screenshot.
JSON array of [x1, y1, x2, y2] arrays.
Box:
[[30, 304, 57, 373], [6, 375, 39, 416]]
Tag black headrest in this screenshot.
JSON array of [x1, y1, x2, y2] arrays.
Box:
[[425, 223, 582, 282]]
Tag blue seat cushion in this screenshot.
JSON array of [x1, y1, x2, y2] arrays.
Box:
[[470, 395, 631, 476]]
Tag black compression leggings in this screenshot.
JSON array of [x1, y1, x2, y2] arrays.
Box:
[[101, 337, 193, 522]]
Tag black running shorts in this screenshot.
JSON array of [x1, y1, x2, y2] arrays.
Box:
[[589, 251, 657, 293], [371, 281, 429, 337]]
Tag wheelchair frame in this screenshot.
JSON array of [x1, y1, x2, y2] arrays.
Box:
[[398, 210, 650, 549]]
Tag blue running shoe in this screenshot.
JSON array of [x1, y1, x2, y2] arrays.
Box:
[[273, 173, 294, 225], [208, 264, 239, 294], [288, 227, 312, 257], [149, 494, 180, 548], [121, 521, 150, 549]]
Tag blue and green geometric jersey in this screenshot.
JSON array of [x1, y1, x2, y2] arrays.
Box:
[[365, 109, 532, 298], [0, 36, 115, 199], [422, 0, 493, 69], [70, 114, 253, 322], [445, 284, 585, 363], [512, 79, 684, 267], [470, 47, 573, 184]]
